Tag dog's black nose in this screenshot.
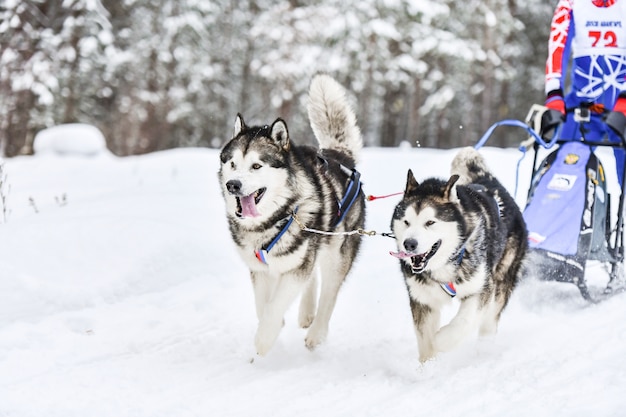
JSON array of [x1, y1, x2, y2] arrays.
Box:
[[404, 238, 418, 253], [226, 180, 242, 194]]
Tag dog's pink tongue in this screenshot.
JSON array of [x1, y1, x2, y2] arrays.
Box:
[[240, 194, 260, 218], [389, 251, 414, 259]]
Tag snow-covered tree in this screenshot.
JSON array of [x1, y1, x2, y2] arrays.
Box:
[[0, 0, 554, 155]]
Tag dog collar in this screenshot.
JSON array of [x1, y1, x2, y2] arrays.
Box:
[[441, 245, 465, 298], [255, 206, 298, 264], [455, 246, 466, 265], [440, 282, 457, 297]]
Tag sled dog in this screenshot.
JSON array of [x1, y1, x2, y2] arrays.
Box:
[[390, 147, 527, 362], [218, 74, 365, 356]]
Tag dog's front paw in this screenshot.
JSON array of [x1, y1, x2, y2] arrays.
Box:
[[255, 319, 283, 356], [298, 313, 315, 329], [304, 323, 328, 350], [418, 344, 437, 363], [434, 324, 459, 352]]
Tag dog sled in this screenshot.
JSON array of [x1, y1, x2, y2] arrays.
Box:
[[475, 105, 626, 302]]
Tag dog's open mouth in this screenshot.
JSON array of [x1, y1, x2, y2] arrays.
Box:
[[390, 239, 442, 274], [235, 188, 266, 218]]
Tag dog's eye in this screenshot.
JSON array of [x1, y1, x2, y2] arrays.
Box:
[[403, 220, 410, 227], [252, 163, 262, 170], [425, 220, 435, 227], [230, 161, 236, 169]]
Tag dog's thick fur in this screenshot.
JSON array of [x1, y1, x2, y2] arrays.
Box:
[[390, 147, 527, 362], [218, 75, 365, 356]]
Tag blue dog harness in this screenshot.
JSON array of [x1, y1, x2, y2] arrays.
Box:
[[254, 159, 363, 265], [254, 207, 299, 264], [334, 165, 362, 227]]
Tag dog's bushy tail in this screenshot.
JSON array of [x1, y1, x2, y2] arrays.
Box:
[[450, 147, 492, 185], [307, 74, 362, 161]]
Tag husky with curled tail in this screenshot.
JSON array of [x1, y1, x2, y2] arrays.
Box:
[[390, 147, 527, 362], [218, 74, 365, 356]]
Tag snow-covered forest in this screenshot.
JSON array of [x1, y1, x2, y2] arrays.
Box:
[[1, 0, 554, 156]]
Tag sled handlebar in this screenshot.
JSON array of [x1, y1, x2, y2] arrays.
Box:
[[473, 118, 558, 151], [475, 104, 626, 151]]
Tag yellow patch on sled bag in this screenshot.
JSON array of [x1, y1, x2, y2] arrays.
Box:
[[564, 153, 580, 165]]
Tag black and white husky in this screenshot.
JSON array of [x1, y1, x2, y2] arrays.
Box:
[[390, 148, 527, 362], [218, 74, 365, 356]]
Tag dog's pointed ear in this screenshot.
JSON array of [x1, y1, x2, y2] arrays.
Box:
[[404, 169, 419, 196], [234, 114, 245, 138], [444, 174, 460, 202], [270, 118, 290, 151]]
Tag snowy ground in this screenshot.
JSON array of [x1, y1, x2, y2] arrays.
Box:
[[0, 140, 624, 417]]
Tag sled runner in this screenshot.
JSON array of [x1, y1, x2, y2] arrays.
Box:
[[476, 105, 626, 302]]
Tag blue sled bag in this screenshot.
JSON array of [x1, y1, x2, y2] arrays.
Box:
[[524, 141, 613, 286]]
